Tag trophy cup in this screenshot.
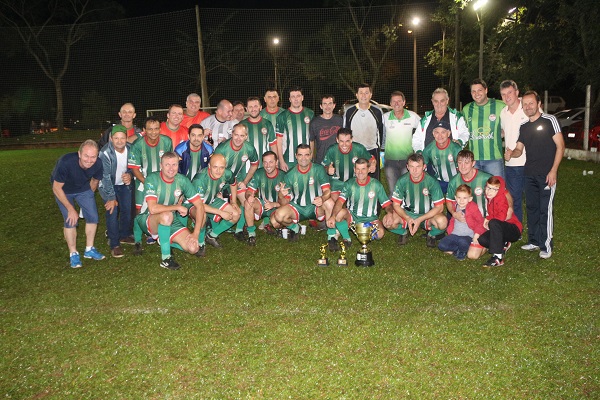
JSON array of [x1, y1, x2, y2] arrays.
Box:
[[317, 244, 329, 266], [349, 221, 378, 267], [337, 240, 348, 266]]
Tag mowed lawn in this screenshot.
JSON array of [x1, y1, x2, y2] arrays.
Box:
[[0, 148, 598, 399]]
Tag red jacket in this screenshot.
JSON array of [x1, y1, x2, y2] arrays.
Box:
[[485, 176, 523, 232], [447, 200, 486, 236]]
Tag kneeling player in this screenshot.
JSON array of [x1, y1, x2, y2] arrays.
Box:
[[383, 153, 447, 247], [132, 152, 205, 270], [326, 158, 393, 251]]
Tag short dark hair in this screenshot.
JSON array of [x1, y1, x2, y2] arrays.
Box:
[[145, 116, 161, 128], [390, 91, 406, 102], [471, 78, 488, 90], [296, 143, 311, 152], [188, 124, 204, 136], [499, 80, 518, 92], [456, 184, 472, 196], [265, 88, 279, 96], [357, 83, 371, 93], [247, 96, 261, 104], [457, 150, 475, 162], [337, 127, 352, 138], [289, 86, 303, 95], [407, 153, 424, 164], [354, 157, 369, 166], [232, 100, 245, 108], [262, 150, 278, 162], [523, 90, 541, 103], [321, 94, 335, 103]]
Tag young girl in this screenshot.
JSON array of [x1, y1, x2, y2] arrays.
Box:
[[476, 176, 523, 267], [438, 184, 485, 260]]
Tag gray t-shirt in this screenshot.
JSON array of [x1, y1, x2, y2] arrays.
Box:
[[309, 114, 343, 164]]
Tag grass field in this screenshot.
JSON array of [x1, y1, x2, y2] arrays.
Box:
[[0, 148, 598, 398]]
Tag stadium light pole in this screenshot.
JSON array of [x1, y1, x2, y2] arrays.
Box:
[[408, 17, 420, 113], [473, 0, 488, 79], [272, 37, 280, 93]]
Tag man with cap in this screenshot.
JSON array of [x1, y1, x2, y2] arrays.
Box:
[[98, 124, 135, 258], [420, 119, 462, 194]]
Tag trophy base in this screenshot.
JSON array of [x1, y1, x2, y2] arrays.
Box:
[[337, 258, 348, 267], [355, 251, 375, 267], [317, 258, 329, 267]]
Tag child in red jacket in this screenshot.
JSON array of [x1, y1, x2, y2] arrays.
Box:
[[476, 176, 523, 267], [438, 184, 485, 260]]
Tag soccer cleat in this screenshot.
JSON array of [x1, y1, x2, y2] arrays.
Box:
[[159, 257, 180, 270], [397, 234, 408, 246], [264, 224, 278, 236], [483, 256, 504, 267], [111, 246, 124, 258], [133, 243, 143, 256], [503, 242, 512, 253], [205, 234, 222, 248], [539, 250, 552, 259], [234, 231, 246, 242], [314, 220, 327, 232], [258, 220, 266, 231], [328, 237, 339, 252], [521, 243, 540, 251], [70, 253, 82, 268], [287, 229, 299, 242], [195, 245, 206, 257], [120, 236, 136, 245], [146, 236, 157, 245], [426, 235, 437, 248], [83, 247, 106, 260], [247, 236, 257, 246], [342, 239, 352, 249]]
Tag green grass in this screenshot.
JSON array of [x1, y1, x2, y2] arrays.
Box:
[[0, 149, 598, 398]]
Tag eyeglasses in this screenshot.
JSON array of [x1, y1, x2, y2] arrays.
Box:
[[485, 186, 499, 191]]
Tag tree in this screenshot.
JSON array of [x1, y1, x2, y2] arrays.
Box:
[[0, 0, 122, 131]]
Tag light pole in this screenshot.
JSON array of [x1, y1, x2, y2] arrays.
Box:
[[473, 0, 488, 79], [408, 17, 420, 113], [271, 37, 280, 93]]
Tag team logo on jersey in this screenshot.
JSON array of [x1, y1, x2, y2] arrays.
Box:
[[174, 189, 182, 198], [352, 157, 358, 164], [422, 188, 429, 196], [448, 154, 454, 162], [368, 190, 375, 199], [275, 183, 282, 192], [489, 114, 497, 122], [261, 128, 267, 135], [159, 150, 165, 158], [308, 177, 314, 185], [146, 183, 155, 190], [304, 116, 310, 124], [241, 155, 248, 162], [475, 186, 483, 196]]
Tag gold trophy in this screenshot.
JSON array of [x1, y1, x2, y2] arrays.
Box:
[[337, 240, 348, 266], [318, 244, 329, 266], [349, 221, 378, 267]]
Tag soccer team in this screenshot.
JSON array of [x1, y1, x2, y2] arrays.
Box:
[[51, 79, 564, 270]]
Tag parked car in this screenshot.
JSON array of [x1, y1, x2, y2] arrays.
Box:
[[554, 108, 585, 131], [563, 120, 600, 148], [545, 96, 566, 113]]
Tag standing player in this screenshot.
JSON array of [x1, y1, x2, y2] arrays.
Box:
[[128, 117, 173, 215], [383, 153, 447, 247], [232, 101, 246, 122], [160, 104, 188, 146], [174, 124, 213, 181], [190, 154, 241, 251], [51, 140, 105, 268], [181, 93, 210, 129], [202, 99, 235, 144], [309, 95, 343, 164], [505, 90, 565, 259], [244, 151, 286, 245], [382, 90, 421, 193], [272, 144, 332, 242], [240, 96, 278, 165], [132, 152, 205, 270], [326, 158, 394, 251], [260, 88, 284, 131], [98, 103, 143, 147], [421, 120, 462, 194], [276, 86, 314, 172], [463, 78, 506, 178]]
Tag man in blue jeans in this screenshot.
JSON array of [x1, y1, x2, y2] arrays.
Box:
[[51, 139, 106, 268], [99, 125, 135, 258]]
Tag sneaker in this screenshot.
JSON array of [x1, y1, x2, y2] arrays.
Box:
[[539, 250, 552, 259], [521, 243, 540, 251], [120, 236, 136, 245], [205, 234, 222, 248], [234, 231, 246, 242], [146, 236, 157, 245], [328, 237, 339, 252], [111, 246, 124, 258], [426, 235, 437, 248], [70, 253, 82, 268], [454, 251, 467, 261], [247, 236, 256, 246], [287, 229, 299, 242], [503, 242, 512, 253], [264, 224, 278, 236], [195, 245, 206, 257], [133, 243, 143, 256], [397, 234, 408, 246], [483, 256, 504, 267], [84, 247, 106, 260], [159, 257, 180, 270], [314, 220, 327, 232], [342, 239, 352, 249]]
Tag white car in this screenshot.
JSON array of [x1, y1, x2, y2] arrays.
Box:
[[554, 108, 585, 132], [544, 96, 566, 113]]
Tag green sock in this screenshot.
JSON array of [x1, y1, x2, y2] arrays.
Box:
[[327, 227, 337, 240], [263, 217, 270, 225], [211, 219, 234, 237], [247, 225, 257, 237], [288, 223, 299, 234], [335, 221, 351, 240], [198, 227, 206, 246], [391, 226, 407, 235], [158, 224, 171, 259], [235, 207, 246, 233], [429, 226, 445, 237], [133, 215, 143, 242]]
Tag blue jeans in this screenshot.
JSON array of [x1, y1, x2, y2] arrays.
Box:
[[475, 159, 505, 179], [505, 166, 525, 222], [384, 159, 407, 194], [55, 189, 98, 228], [438, 234, 472, 258], [105, 184, 133, 248]]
